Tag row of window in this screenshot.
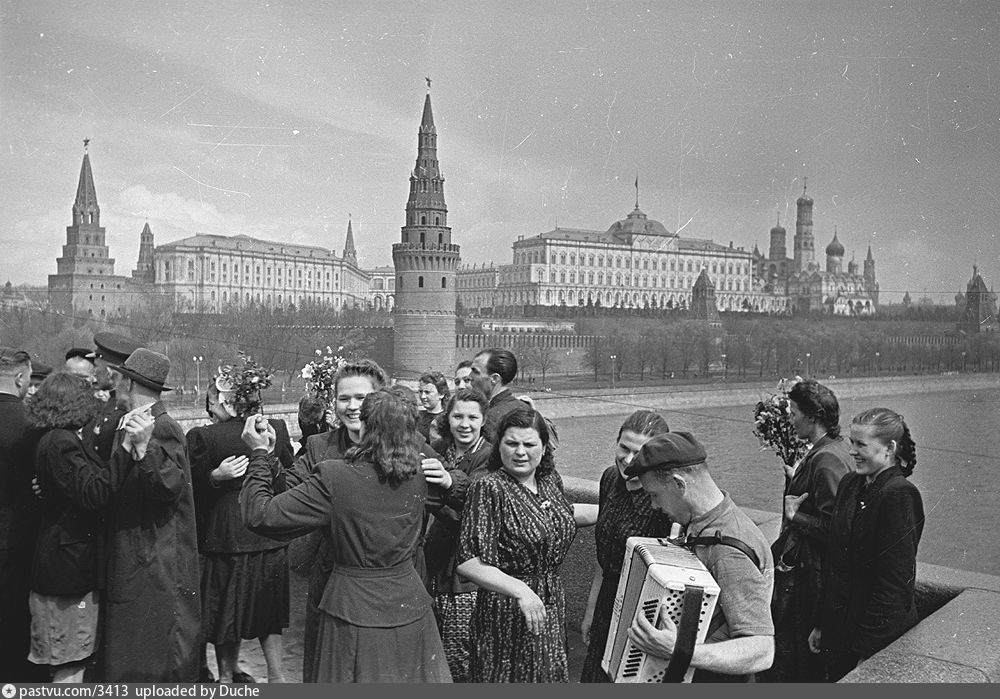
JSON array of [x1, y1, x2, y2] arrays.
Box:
[[515, 249, 749, 276], [397, 276, 448, 289]]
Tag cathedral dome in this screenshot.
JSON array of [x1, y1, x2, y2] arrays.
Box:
[[825, 233, 844, 257], [606, 206, 673, 237]]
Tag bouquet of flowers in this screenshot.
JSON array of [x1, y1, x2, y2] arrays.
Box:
[[752, 377, 810, 468], [301, 345, 345, 404], [215, 352, 273, 418]]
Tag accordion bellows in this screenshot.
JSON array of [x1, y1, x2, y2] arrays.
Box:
[[602, 537, 720, 682]]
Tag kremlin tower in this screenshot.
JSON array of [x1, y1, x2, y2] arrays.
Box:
[[793, 179, 815, 273], [391, 80, 460, 379]]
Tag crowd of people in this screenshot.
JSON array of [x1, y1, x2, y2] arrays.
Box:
[[0, 337, 926, 684]]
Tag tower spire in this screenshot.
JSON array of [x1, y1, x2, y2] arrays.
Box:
[[635, 171, 639, 210], [343, 215, 358, 266], [73, 139, 100, 226]]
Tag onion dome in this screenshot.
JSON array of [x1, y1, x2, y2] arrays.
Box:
[[770, 212, 785, 235], [825, 231, 844, 257]]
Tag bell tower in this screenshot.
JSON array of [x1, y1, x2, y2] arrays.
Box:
[[391, 80, 460, 379]]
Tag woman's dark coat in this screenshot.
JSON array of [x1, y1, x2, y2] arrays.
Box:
[[817, 465, 924, 680]]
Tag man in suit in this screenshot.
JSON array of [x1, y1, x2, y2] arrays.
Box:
[[471, 348, 527, 444], [0, 347, 48, 681], [101, 348, 201, 682]]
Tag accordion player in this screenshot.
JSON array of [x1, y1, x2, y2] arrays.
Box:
[[601, 535, 720, 683]]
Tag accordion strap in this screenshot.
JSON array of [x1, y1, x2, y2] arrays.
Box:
[[662, 585, 704, 682], [681, 530, 762, 571]]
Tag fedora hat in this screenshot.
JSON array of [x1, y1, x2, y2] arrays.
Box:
[[114, 348, 173, 392]]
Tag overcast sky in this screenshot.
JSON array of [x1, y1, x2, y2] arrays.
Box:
[[2, 0, 998, 303]]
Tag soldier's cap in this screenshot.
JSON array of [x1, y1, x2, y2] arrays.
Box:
[[87, 332, 140, 366], [65, 347, 95, 364], [30, 361, 53, 381], [623, 431, 707, 478]]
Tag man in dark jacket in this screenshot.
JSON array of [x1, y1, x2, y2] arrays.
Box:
[[0, 347, 48, 681], [101, 348, 201, 682], [471, 348, 527, 444]]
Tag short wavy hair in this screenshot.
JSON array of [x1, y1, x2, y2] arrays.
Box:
[[487, 406, 556, 478], [334, 358, 388, 396], [436, 387, 490, 446], [346, 389, 422, 486], [418, 371, 451, 403], [25, 372, 101, 431]]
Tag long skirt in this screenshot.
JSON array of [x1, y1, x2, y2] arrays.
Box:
[[201, 548, 289, 645], [435, 591, 476, 682], [760, 565, 827, 683], [469, 579, 568, 683], [28, 590, 100, 666], [313, 611, 452, 683]]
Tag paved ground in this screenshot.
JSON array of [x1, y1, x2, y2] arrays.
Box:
[[207, 567, 590, 683]]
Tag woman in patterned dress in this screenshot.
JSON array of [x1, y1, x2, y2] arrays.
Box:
[[456, 407, 597, 683], [423, 387, 492, 681], [579, 410, 673, 682]]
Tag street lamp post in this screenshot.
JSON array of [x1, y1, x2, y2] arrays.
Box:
[[961, 351, 967, 373], [805, 352, 811, 378], [874, 352, 880, 377], [610, 354, 617, 391], [193, 356, 204, 395], [720, 353, 727, 380]]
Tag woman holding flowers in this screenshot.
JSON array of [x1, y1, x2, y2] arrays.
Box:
[[760, 379, 853, 683], [187, 358, 294, 683]]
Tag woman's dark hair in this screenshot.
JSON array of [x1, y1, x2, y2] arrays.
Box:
[[788, 379, 841, 438], [346, 389, 422, 485], [437, 388, 489, 446], [333, 359, 388, 396], [298, 395, 329, 442], [852, 407, 917, 477], [418, 371, 450, 403], [617, 410, 670, 443], [25, 372, 101, 431], [487, 406, 556, 478]]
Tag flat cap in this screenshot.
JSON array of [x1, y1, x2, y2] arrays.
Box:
[[623, 431, 707, 478], [88, 332, 140, 366]]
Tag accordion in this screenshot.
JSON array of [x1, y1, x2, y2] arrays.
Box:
[[602, 536, 720, 683]]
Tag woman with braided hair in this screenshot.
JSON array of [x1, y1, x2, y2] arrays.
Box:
[[808, 407, 924, 681]]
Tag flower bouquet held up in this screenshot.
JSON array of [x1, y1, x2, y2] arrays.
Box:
[[752, 377, 810, 483], [215, 352, 273, 419], [300, 346, 345, 405]]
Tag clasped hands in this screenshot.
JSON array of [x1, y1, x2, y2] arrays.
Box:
[[120, 412, 155, 460], [241, 415, 277, 453]]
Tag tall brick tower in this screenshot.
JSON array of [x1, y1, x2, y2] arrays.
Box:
[[391, 81, 459, 380], [793, 178, 815, 273], [48, 139, 119, 316]]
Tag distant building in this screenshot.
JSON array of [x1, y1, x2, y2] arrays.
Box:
[[958, 265, 998, 334], [366, 265, 396, 311], [391, 85, 460, 379], [47, 142, 371, 317], [752, 181, 878, 316], [458, 202, 788, 317]]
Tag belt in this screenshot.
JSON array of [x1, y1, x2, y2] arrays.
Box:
[[331, 559, 414, 579]]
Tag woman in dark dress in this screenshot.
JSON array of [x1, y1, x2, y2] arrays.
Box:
[[579, 410, 672, 682], [456, 407, 597, 683], [761, 379, 853, 683], [240, 390, 451, 682], [187, 380, 294, 683], [809, 407, 924, 681], [26, 373, 109, 682], [423, 387, 492, 681]]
